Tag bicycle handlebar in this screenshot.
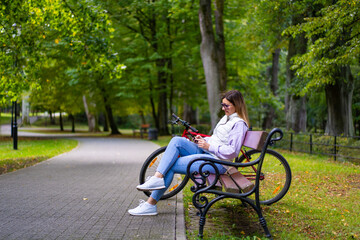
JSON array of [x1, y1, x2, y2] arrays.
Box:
[[171, 113, 199, 133]]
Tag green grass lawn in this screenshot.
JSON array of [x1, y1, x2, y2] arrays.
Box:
[[0, 138, 78, 174], [0, 113, 12, 125], [149, 135, 172, 146]]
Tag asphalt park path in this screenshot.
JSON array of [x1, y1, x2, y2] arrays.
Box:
[[0, 137, 186, 240]]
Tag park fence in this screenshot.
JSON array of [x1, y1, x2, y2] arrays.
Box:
[[275, 132, 360, 164]]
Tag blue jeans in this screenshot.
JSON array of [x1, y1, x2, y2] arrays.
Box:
[[150, 137, 227, 201]]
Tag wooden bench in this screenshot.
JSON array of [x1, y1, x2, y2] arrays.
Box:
[[133, 124, 150, 139], [186, 128, 283, 239]]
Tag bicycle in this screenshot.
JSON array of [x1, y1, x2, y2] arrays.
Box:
[[139, 114, 291, 205]]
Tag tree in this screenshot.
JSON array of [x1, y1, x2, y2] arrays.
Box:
[[198, 0, 225, 130], [243, 0, 289, 130], [213, 0, 227, 93], [262, 48, 281, 130], [223, 0, 287, 129], [107, 0, 207, 134], [286, 0, 359, 136], [63, 0, 125, 134], [30, 64, 83, 132], [107, 0, 173, 134], [285, 15, 307, 133], [0, 0, 49, 104]]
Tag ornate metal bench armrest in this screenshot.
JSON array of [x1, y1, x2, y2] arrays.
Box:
[[267, 128, 283, 146], [185, 156, 226, 192], [254, 128, 284, 167]]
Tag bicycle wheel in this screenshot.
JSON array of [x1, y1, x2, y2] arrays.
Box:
[[237, 149, 291, 205], [139, 146, 189, 200]]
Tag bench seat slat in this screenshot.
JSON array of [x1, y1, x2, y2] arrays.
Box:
[[206, 174, 222, 190], [226, 167, 254, 193], [230, 171, 254, 193], [219, 175, 239, 193]]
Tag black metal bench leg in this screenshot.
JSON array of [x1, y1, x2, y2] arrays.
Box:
[[198, 215, 206, 238], [246, 200, 272, 239], [259, 216, 272, 239]]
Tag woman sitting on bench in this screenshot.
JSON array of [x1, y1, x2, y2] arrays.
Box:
[[128, 90, 250, 216]]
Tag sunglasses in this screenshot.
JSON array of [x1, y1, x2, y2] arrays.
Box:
[[221, 103, 232, 109]]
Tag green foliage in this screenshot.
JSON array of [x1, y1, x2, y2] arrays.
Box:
[[0, 0, 46, 103], [285, 0, 360, 95], [306, 90, 327, 131], [225, 0, 288, 128], [1, 0, 359, 134], [22, 0, 126, 121], [106, 0, 206, 117], [0, 0, 126, 118]]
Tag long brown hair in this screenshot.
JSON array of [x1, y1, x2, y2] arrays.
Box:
[[222, 90, 250, 127]]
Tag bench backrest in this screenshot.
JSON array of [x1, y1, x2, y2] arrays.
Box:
[[243, 131, 268, 151]]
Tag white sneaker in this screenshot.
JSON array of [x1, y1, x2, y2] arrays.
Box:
[[136, 176, 165, 191], [128, 200, 157, 216]]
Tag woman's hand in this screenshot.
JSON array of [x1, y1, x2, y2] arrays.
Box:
[[195, 135, 210, 150]]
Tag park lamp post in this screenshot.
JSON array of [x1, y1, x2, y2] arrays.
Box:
[[11, 23, 20, 150], [11, 101, 18, 150]]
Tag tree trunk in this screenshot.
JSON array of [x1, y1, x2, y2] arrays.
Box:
[[139, 111, 146, 125], [183, 103, 197, 125], [49, 110, 55, 125], [213, 0, 227, 92], [262, 48, 280, 130], [21, 96, 30, 125], [286, 31, 307, 133], [325, 66, 354, 136], [287, 95, 307, 132], [169, 57, 174, 115], [146, 7, 169, 136], [156, 58, 169, 135], [101, 112, 109, 132], [95, 75, 119, 135], [167, 15, 175, 115], [199, 0, 221, 130], [103, 95, 120, 135], [149, 76, 158, 129], [59, 112, 64, 131], [82, 95, 99, 132], [69, 114, 75, 133]]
